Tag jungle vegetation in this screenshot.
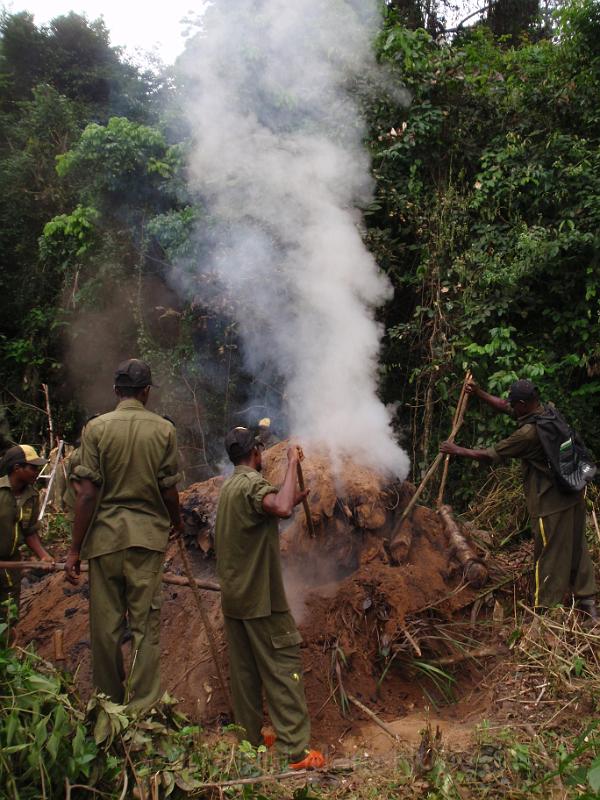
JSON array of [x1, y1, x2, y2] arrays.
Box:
[[0, 0, 598, 499]]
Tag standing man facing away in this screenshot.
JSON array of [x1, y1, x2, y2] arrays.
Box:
[[65, 359, 182, 712], [441, 378, 597, 617], [215, 427, 324, 770], [0, 445, 53, 635]]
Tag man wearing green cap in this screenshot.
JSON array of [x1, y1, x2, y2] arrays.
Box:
[[215, 427, 324, 770], [441, 378, 597, 617], [0, 445, 54, 635], [65, 358, 182, 711]]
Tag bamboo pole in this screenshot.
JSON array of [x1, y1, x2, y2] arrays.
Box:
[[41, 383, 54, 451], [176, 537, 232, 714], [436, 370, 472, 507], [38, 439, 64, 522], [0, 560, 221, 592], [399, 370, 472, 524]]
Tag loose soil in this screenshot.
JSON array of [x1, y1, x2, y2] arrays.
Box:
[[17, 442, 513, 757]]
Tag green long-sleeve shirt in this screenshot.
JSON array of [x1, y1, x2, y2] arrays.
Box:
[[485, 406, 582, 517]]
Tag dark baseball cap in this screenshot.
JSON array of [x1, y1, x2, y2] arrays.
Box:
[[225, 427, 261, 461], [1, 444, 47, 475], [508, 379, 539, 404], [114, 358, 155, 388]]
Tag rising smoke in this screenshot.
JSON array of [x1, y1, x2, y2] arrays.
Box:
[[180, 0, 410, 478]]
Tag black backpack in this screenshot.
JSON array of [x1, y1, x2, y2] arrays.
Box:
[[531, 405, 597, 493]]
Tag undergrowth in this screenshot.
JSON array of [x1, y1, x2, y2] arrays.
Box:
[[3, 612, 600, 798]]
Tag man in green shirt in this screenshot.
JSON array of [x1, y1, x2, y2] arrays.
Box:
[[0, 445, 53, 635], [215, 427, 324, 770], [441, 379, 597, 616], [65, 359, 183, 711]]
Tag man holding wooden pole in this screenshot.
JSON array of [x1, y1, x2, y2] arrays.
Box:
[[441, 378, 597, 618], [215, 427, 324, 770], [65, 359, 183, 712]]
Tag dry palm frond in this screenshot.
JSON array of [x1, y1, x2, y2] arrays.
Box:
[[466, 464, 528, 543], [514, 604, 600, 700]]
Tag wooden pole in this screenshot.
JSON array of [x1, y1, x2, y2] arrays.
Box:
[[0, 560, 221, 592], [176, 537, 232, 714], [438, 504, 488, 588], [347, 693, 399, 744], [41, 383, 54, 451], [399, 369, 472, 524], [53, 629, 65, 661], [296, 460, 316, 538], [38, 439, 64, 522], [436, 370, 472, 508]]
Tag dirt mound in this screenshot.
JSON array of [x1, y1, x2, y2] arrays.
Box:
[[17, 445, 491, 750], [180, 442, 413, 570]]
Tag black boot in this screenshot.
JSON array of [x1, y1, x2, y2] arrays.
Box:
[[576, 597, 599, 623]]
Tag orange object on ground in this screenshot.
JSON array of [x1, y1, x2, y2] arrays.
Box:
[[289, 749, 325, 770], [262, 727, 276, 748]]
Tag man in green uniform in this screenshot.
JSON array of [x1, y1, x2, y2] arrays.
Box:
[[0, 445, 53, 635], [65, 359, 182, 711], [215, 427, 324, 770], [441, 378, 597, 616]]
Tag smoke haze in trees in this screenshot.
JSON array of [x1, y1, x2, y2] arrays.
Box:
[[179, 0, 410, 478]]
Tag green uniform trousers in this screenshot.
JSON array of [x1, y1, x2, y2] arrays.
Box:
[[532, 500, 597, 608], [88, 547, 163, 712], [224, 611, 310, 758]]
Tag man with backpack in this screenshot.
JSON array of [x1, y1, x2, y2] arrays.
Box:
[[440, 378, 597, 618]]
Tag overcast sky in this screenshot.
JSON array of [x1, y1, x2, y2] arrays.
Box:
[[1, 0, 208, 64], [1, 1, 480, 66]]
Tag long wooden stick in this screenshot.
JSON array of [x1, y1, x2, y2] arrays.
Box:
[[41, 383, 54, 451], [176, 537, 232, 714], [399, 370, 471, 523], [0, 560, 221, 592], [347, 693, 399, 744], [38, 439, 64, 522], [438, 504, 488, 588], [436, 370, 472, 507], [591, 506, 600, 547], [296, 461, 316, 538], [193, 768, 311, 790]]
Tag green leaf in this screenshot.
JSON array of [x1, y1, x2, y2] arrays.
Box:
[[588, 759, 600, 792], [93, 709, 112, 745]]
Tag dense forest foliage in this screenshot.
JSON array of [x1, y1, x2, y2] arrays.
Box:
[[0, 0, 598, 500]]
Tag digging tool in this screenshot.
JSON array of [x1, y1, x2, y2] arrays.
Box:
[[296, 448, 316, 538], [176, 536, 232, 714], [0, 560, 221, 592]]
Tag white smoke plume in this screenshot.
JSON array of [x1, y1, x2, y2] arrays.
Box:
[[181, 0, 410, 478]]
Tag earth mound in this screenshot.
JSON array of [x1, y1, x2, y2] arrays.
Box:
[[17, 443, 491, 748]]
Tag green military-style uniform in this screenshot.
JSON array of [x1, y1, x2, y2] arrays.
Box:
[[62, 447, 81, 522], [75, 398, 180, 711], [215, 466, 310, 759], [485, 406, 596, 608], [0, 475, 40, 621]]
